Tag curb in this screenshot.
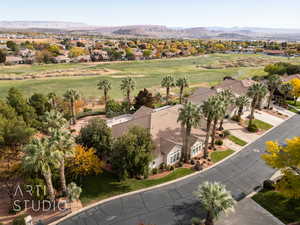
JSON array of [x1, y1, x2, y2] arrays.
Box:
[[50, 114, 297, 225]]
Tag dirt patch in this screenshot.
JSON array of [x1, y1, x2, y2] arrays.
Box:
[[110, 74, 146, 78], [0, 68, 121, 80]]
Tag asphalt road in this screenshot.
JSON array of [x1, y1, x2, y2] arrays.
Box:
[[59, 114, 300, 225]]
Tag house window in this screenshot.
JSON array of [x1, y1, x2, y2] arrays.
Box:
[[191, 142, 203, 157], [168, 149, 181, 165]]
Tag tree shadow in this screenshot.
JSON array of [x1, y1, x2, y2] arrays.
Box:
[[172, 200, 206, 225]]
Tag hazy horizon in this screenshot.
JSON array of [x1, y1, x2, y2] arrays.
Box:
[[2, 0, 300, 29]]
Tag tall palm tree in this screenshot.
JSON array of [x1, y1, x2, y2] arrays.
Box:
[[47, 92, 57, 109], [210, 97, 225, 150], [247, 83, 268, 127], [63, 89, 80, 125], [161, 75, 175, 104], [178, 102, 201, 162], [120, 77, 135, 106], [23, 138, 61, 202], [279, 82, 293, 107], [266, 74, 281, 109], [194, 182, 235, 225], [234, 96, 250, 122], [43, 110, 67, 131], [176, 77, 189, 104], [201, 96, 218, 158], [97, 79, 112, 111], [217, 89, 234, 131], [49, 128, 74, 196]]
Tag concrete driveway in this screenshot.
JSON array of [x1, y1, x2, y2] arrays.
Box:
[[56, 115, 300, 225]]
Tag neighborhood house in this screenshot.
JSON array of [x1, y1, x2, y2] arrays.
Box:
[[108, 105, 206, 168]]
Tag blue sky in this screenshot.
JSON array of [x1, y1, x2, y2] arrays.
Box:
[[1, 0, 300, 28]]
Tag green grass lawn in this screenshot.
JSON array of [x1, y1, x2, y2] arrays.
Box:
[[252, 190, 300, 224], [248, 119, 273, 131], [210, 149, 235, 163], [286, 100, 300, 109], [79, 168, 194, 205], [227, 135, 247, 146], [0, 54, 281, 99]]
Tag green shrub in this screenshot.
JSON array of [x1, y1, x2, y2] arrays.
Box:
[[223, 130, 231, 137], [83, 108, 92, 112], [231, 115, 240, 122], [12, 215, 27, 225], [159, 162, 166, 171], [247, 123, 258, 132], [170, 166, 175, 171], [152, 168, 158, 175], [191, 217, 202, 225], [263, 179, 275, 191], [67, 182, 82, 202], [215, 139, 223, 145]]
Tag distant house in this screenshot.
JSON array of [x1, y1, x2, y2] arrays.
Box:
[[108, 105, 206, 168], [53, 55, 71, 64], [263, 49, 286, 56], [71, 55, 91, 63], [5, 56, 24, 65], [189, 79, 265, 116], [19, 49, 35, 58], [90, 50, 109, 61]]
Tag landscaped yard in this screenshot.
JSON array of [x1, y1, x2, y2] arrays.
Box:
[[228, 135, 247, 146], [252, 190, 300, 224], [286, 100, 300, 109], [79, 168, 195, 205], [210, 149, 235, 163], [0, 53, 291, 99], [248, 119, 273, 131]]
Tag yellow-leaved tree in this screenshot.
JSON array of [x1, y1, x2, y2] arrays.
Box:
[[290, 78, 300, 106], [262, 137, 300, 198], [67, 145, 104, 179]]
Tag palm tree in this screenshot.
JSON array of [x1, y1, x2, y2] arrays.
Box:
[[23, 138, 61, 202], [176, 77, 189, 104], [161, 75, 175, 104], [279, 82, 293, 107], [178, 102, 201, 162], [217, 89, 234, 131], [194, 182, 235, 225], [247, 83, 268, 127], [210, 97, 225, 150], [120, 77, 135, 106], [97, 79, 112, 111], [266, 74, 281, 109], [43, 110, 67, 131], [201, 96, 218, 158], [49, 129, 74, 196], [63, 89, 80, 125], [47, 92, 57, 108], [234, 96, 250, 122]]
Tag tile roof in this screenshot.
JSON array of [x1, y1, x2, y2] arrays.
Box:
[[111, 105, 206, 157]]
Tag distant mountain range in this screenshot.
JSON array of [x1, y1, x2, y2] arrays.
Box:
[[1, 21, 300, 41]]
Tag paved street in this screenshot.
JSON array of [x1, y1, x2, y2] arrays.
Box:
[[58, 114, 300, 225]]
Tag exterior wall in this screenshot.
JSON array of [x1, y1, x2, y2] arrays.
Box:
[[150, 154, 163, 169]]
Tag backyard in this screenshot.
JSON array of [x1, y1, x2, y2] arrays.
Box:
[[1, 53, 300, 99]]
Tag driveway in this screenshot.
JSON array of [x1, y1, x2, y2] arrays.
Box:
[[57, 115, 300, 225]]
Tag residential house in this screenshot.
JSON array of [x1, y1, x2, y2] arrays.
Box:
[[5, 56, 24, 65], [189, 79, 264, 116], [108, 105, 206, 168]]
